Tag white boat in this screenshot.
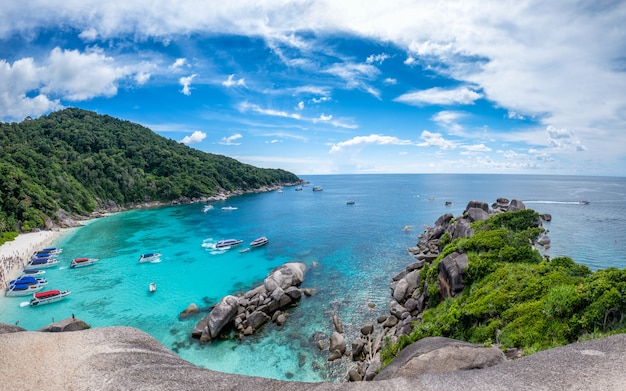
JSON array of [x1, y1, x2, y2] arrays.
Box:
[[250, 236, 269, 248], [21, 269, 46, 277], [139, 253, 161, 263], [26, 257, 60, 269], [215, 239, 243, 250], [5, 283, 44, 297], [312, 186, 323, 191], [295, 186, 303, 191], [202, 204, 214, 212], [70, 257, 99, 268], [149, 282, 157, 292], [29, 289, 71, 306], [38, 247, 63, 255], [221, 206, 238, 211]]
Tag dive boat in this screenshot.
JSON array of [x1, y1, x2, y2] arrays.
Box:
[[250, 236, 269, 248], [215, 239, 243, 250], [21, 269, 46, 277], [26, 257, 60, 269], [5, 283, 44, 296], [70, 257, 99, 268], [29, 289, 71, 306], [139, 253, 161, 263]]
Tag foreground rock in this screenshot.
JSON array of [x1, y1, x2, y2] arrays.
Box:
[[192, 262, 307, 341], [1, 325, 626, 390]]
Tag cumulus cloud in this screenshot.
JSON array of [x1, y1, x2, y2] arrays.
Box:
[[366, 53, 389, 64], [461, 144, 491, 152], [169, 58, 186, 71], [383, 78, 397, 85], [395, 87, 482, 106], [546, 125, 587, 151], [180, 130, 206, 144], [135, 72, 151, 85], [417, 130, 457, 150], [329, 134, 412, 153], [222, 74, 247, 88], [432, 110, 466, 134], [220, 133, 243, 145], [179, 74, 196, 96]]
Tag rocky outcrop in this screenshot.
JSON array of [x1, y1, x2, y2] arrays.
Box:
[[192, 262, 307, 341], [39, 317, 90, 332], [2, 325, 626, 390]]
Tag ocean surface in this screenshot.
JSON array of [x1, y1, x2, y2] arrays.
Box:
[[1, 174, 625, 382]]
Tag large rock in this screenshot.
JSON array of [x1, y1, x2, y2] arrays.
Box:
[[466, 207, 491, 222], [438, 252, 469, 297], [264, 262, 306, 291], [329, 331, 346, 355], [375, 336, 506, 380], [39, 317, 90, 332], [2, 325, 626, 390], [205, 295, 240, 340]]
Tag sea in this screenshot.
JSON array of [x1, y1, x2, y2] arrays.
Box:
[[1, 174, 625, 382]]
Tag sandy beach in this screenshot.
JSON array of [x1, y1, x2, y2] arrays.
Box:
[[0, 229, 68, 288]]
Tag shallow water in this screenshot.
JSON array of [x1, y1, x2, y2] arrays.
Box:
[[1, 174, 625, 381]]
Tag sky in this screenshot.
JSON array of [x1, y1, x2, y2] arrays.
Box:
[[1, 1, 625, 176]]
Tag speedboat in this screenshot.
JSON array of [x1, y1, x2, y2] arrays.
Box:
[[9, 276, 48, 288], [26, 257, 60, 269], [250, 236, 269, 248], [21, 269, 46, 277], [295, 186, 303, 191], [70, 257, 99, 268], [39, 247, 63, 254], [29, 289, 71, 306], [5, 283, 44, 297], [346, 200, 355, 205], [215, 239, 243, 250], [312, 186, 323, 191], [202, 204, 214, 212], [33, 251, 59, 259], [579, 200, 590, 205], [221, 206, 238, 211], [139, 253, 161, 263]]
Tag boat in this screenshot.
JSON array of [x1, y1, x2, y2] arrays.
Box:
[[21, 269, 46, 277], [579, 200, 590, 205], [39, 247, 63, 254], [70, 257, 99, 268], [445, 201, 452, 206], [295, 186, 303, 191], [347, 200, 355, 205], [312, 186, 323, 191], [250, 236, 269, 247], [149, 282, 157, 292], [29, 289, 71, 306], [221, 206, 238, 211], [9, 276, 48, 288], [5, 283, 44, 297], [201, 204, 214, 212], [33, 251, 59, 258], [139, 253, 161, 263], [25, 257, 59, 269], [215, 239, 243, 250]]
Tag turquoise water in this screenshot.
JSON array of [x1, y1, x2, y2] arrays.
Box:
[[1, 174, 625, 381]]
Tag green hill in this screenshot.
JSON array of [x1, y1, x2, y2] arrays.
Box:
[[0, 108, 300, 235]]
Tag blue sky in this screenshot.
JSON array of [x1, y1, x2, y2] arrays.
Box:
[[1, 1, 625, 176]]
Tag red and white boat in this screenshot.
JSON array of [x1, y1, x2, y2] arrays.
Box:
[[29, 289, 71, 306], [70, 257, 99, 268]]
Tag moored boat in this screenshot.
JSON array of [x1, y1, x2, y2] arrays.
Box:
[[215, 239, 243, 250], [26, 257, 60, 269], [9, 276, 48, 288], [21, 269, 46, 277], [29, 289, 71, 306], [5, 283, 44, 297], [312, 186, 323, 191], [250, 236, 269, 247], [139, 253, 161, 263], [39, 247, 63, 254], [70, 257, 99, 268]]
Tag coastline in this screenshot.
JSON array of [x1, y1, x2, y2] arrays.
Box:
[[0, 229, 71, 289]]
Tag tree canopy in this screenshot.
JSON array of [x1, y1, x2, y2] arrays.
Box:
[[0, 108, 300, 234]]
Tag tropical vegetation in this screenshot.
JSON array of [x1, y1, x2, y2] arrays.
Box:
[[0, 108, 300, 241], [381, 209, 626, 365]]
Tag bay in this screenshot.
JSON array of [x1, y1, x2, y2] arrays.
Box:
[[1, 174, 625, 382]]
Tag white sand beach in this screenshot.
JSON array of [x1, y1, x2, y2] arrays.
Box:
[[0, 229, 68, 288]]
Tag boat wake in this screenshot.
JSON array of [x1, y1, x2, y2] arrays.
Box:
[[523, 200, 589, 205]]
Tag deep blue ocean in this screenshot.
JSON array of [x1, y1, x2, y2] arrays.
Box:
[[1, 174, 625, 381]]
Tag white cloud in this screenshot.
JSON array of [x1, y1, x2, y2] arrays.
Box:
[[383, 78, 397, 85], [432, 110, 466, 134], [395, 87, 482, 106], [220, 133, 243, 145], [366, 53, 389, 64], [169, 58, 186, 71], [417, 130, 457, 150], [222, 74, 247, 88], [329, 134, 412, 153], [461, 144, 491, 152], [79, 28, 98, 41], [318, 113, 332, 121], [238, 102, 302, 120], [179, 74, 196, 96], [546, 125, 587, 151], [296, 101, 304, 110], [135, 72, 151, 85], [180, 130, 206, 144]]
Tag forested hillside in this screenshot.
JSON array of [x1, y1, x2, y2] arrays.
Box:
[[0, 108, 300, 234]]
